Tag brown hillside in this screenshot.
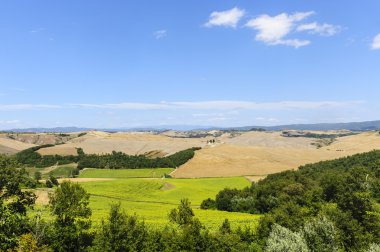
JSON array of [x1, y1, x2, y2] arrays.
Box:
[[38, 131, 205, 156], [171, 131, 380, 178]]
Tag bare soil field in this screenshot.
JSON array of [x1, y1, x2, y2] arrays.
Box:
[[38, 131, 205, 156]]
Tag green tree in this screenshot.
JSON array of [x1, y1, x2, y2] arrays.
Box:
[[48, 181, 92, 251], [200, 198, 216, 210], [169, 198, 195, 226], [92, 203, 148, 251], [367, 243, 380, 252], [266, 224, 309, 252], [34, 171, 42, 181], [0, 155, 36, 250], [49, 175, 59, 186], [301, 216, 339, 252], [45, 180, 53, 188], [219, 219, 232, 235], [215, 188, 240, 212]]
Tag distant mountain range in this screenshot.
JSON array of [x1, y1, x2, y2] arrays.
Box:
[[229, 120, 380, 132], [3, 120, 380, 133]]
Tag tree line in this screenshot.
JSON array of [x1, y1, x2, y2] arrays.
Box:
[[201, 150, 380, 251], [15, 145, 201, 169]]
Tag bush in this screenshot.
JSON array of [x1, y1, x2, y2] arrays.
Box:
[[266, 224, 309, 252], [46, 180, 53, 188], [300, 216, 339, 252], [34, 171, 42, 181], [200, 198, 216, 210], [49, 175, 59, 186]]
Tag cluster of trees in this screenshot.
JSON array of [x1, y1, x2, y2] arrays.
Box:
[[202, 150, 380, 251], [16, 145, 78, 168], [76, 147, 201, 169], [282, 131, 355, 139], [15, 145, 200, 170]]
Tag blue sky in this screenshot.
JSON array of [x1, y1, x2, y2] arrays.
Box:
[[0, 0, 379, 129]]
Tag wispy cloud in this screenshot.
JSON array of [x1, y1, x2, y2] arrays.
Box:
[[0, 120, 20, 125], [297, 22, 341, 36], [76, 102, 169, 110], [204, 7, 245, 28], [153, 30, 167, 39], [245, 11, 314, 48], [371, 33, 380, 50], [29, 27, 45, 33], [0, 101, 362, 111], [0, 104, 61, 110], [75, 100, 360, 111]]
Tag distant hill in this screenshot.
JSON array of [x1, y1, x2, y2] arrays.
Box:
[[3, 120, 380, 133], [230, 120, 380, 132], [3, 127, 92, 133]]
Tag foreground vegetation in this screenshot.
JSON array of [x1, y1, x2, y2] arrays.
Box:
[[202, 150, 380, 251], [1, 154, 260, 251], [3, 150, 380, 251]]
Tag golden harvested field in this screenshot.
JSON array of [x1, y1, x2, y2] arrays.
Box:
[[0, 144, 18, 155], [0, 135, 36, 153], [3, 130, 380, 178], [38, 131, 205, 156], [171, 131, 380, 178]]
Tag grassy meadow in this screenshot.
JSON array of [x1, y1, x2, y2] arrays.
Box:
[[33, 168, 260, 231], [26, 163, 78, 179], [79, 168, 174, 178]]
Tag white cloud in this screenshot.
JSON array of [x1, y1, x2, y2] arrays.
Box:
[[153, 30, 167, 39], [271, 39, 311, 48], [205, 7, 245, 28], [297, 22, 341, 36], [371, 34, 380, 50], [245, 11, 314, 48]]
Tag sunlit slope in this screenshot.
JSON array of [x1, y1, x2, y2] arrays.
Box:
[[33, 175, 260, 231], [0, 134, 36, 154], [38, 131, 205, 156], [172, 131, 380, 178]]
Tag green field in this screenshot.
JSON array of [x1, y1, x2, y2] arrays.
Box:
[[79, 168, 174, 178], [26, 163, 78, 179], [63, 169, 259, 230], [81, 177, 259, 230], [34, 168, 260, 231]]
